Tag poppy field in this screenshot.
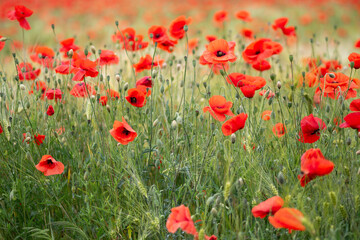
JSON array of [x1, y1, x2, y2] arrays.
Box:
[[1, 0, 360, 239]]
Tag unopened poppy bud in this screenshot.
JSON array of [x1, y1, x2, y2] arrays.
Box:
[[90, 45, 96, 54], [176, 64, 181, 71], [346, 137, 352, 146], [211, 207, 218, 216], [153, 118, 159, 127], [106, 105, 111, 112], [358, 132, 360, 138], [123, 82, 128, 91], [270, 73, 276, 81], [277, 171, 285, 184], [115, 74, 121, 82], [115, 20, 119, 26], [277, 81, 281, 89], [328, 73, 335, 78], [20, 84, 26, 91], [350, 61, 355, 69], [176, 116, 182, 125], [26, 102, 30, 109], [0, 37, 7, 42], [287, 102, 292, 108], [231, 133, 236, 144], [149, 33, 153, 39], [171, 120, 177, 129], [160, 85, 164, 94], [67, 49, 73, 58], [289, 55, 293, 62], [220, 69, 225, 76], [192, 59, 196, 67], [183, 25, 188, 32], [356, 150, 360, 155]]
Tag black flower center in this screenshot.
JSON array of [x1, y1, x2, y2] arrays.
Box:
[[216, 51, 225, 57], [46, 159, 54, 165], [122, 129, 130, 136], [255, 50, 261, 55], [155, 34, 160, 38], [311, 128, 320, 135], [130, 97, 137, 103]]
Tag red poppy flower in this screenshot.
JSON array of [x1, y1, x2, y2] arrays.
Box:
[[0, 124, 2, 134], [71, 58, 99, 81], [113, 28, 148, 51], [203, 95, 234, 121], [199, 55, 229, 74], [99, 96, 107, 106], [70, 82, 96, 98], [235, 10, 252, 22], [188, 38, 199, 53], [315, 72, 360, 100], [136, 76, 152, 88], [98, 50, 119, 66], [350, 99, 360, 111], [252, 196, 284, 218], [169, 16, 192, 40], [45, 89, 63, 101], [241, 28, 253, 39], [17, 62, 41, 81], [259, 90, 275, 99], [125, 87, 147, 107], [0, 36, 5, 52], [252, 60, 271, 71], [148, 25, 168, 43], [348, 52, 360, 69], [157, 38, 178, 53], [272, 18, 296, 37], [206, 35, 217, 42], [221, 113, 248, 136], [133, 55, 164, 73], [273, 123, 287, 137], [213, 10, 228, 24], [107, 89, 120, 99], [262, 110, 272, 121], [355, 39, 360, 48], [298, 114, 326, 143], [35, 155, 64, 176], [7, 5, 33, 30], [109, 117, 137, 145], [166, 205, 197, 235], [34, 134, 45, 145], [298, 148, 334, 187], [242, 39, 276, 65], [30, 46, 55, 68], [268, 208, 305, 233], [240, 85, 257, 98], [29, 81, 47, 95], [200, 39, 237, 64], [60, 38, 80, 57], [54, 62, 71, 75], [46, 105, 54, 116], [339, 112, 360, 132], [227, 73, 266, 91]]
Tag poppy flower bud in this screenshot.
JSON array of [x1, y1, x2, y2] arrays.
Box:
[[270, 73, 276, 81], [20, 84, 26, 91], [289, 55, 293, 62], [346, 137, 352, 146], [183, 25, 188, 32], [202, 81, 207, 88], [84, 48, 89, 57], [192, 59, 196, 67], [238, 177, 244, 187], [67, 49, 73, 58], [350, 61, 355, 69], [277, 171, 285, 184], [171, 120, 177, 129], [211, 207, 218, 216], [123, 82, 128, 91], [149, 33, 154, 39], [176, 116, 182, 125], [287, 102, 292, 108], [231, 133, 236, 144], [277, 81, 281, 89], [106, 105, 111, 113], [356, 150, 360, 155], [90, 46, 96, 54], [160, 85, 164, 94], [176, 64, 181, 71], [115, 74, 121, 82], [358, 132, 360, 138], [26, 102, 30, 109], [0, 37, 7, 42], [328, 73, 335, 78]]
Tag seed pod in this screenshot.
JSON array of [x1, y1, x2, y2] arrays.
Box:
[[123, 82, 129, 91]]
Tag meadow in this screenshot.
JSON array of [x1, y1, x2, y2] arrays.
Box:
[[0, 0, 360, 239]]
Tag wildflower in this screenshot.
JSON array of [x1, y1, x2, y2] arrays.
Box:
[[133, 55, 164, 73], [169, 16, 192, 40], [272, 17, 296, 36], [30, 46, 55, 68], [262, 110, 272, 121], [235, 10, 252, 22], [348, 52, 360, 69], [110, 117, 137, 145], [46, 105, 54, 116], [252, 196, 284, 218], [45, 89, 63, 101], [221, 113, 248, 136], [200, 39, 237, 64], [7, 5, 33, 30], [203, 95, 234, 121], [268, 208, 305, 233], [125, 87, 147, 107], [273, 123, 287, 137], [350, 99, 360, 111], [70, 82, 96, 98], [339, 112, 360, 132], [35, 155, 64, 176], [213, 10, 228, 25], [71, 58, 99, 81], [59, 38, 80, 57], [298, 114, 326, 143], [298, 148, 334, 187], [98, 50, 119, 66], [17, 62, 41, 81], [166, 205, 197, 235]]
